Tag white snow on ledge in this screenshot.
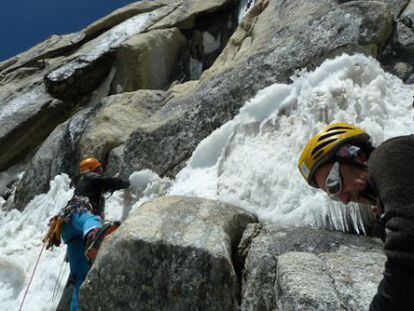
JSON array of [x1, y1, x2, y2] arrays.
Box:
[[238, 0, 255, 23], [162, 53, 412, 231], [111, 53, 414, 233], [0, 174, 73, 310], [48, 11, 154, 81], [1, 53, 413, 310], [0, 87, 42, 125]]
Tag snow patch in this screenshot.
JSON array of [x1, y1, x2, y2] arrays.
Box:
[[168, 53, 414, 230], [0, 175, 73, 310], [0, 88, 42, 125], [238, 0, 255, 23], [48, 11, 153, 81], [1, 53, 413, 309], [105, 170, 172, 222]]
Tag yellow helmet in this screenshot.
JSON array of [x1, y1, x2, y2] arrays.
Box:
[[298, 123, 371, 188], [80, 157, 102, 173]]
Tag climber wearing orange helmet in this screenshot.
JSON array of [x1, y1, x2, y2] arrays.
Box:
[[56, 157, 130, 311], [299, 123, 414, 311], [79, 157, 103, 174]]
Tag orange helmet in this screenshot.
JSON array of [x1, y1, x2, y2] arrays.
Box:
[[80, 157, 102, 173], [298, 123, 371, 188]]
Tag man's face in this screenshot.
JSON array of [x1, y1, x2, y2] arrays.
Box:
[[314, 159, 370, 204]]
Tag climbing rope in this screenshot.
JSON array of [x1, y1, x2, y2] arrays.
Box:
[[19, 242, 46, 311], [52, 253, 68, 302]]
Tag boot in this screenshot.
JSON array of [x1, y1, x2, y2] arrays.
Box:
[[85, 221, 120, 262]]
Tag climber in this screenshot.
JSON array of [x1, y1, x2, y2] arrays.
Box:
[[298, 122, 414, 311], [53, 157, 130, 311]]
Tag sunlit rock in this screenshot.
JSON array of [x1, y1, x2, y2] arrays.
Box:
[[13, 88, 166, 210], [0, 81, 68, 171], [44, 0, 236, 100], [276, 252, 342, 310], [0, 32, 84, 74], [11, 67, 116, 210], [79, 90, 167, 160], [7, 0, 237, 208], [13, 113, 86, 211], [319, 247, 385, 310], [111, 0, 394, 179], [80, 196, 257, 310], [110, 28, 187, 93], [147, 0, 235, 30], [107, 80, 199, 177], [43, 7, 170, 100], [239, 225, 385, 310], [83, 1, 166, 39]]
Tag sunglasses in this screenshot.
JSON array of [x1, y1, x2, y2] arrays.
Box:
[[325, 162, 342, 200]]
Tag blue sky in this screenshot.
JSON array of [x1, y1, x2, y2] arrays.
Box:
[[0, 0, 138, 61]]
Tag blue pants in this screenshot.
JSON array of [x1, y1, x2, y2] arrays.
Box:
[[61, 210, 102, 311]]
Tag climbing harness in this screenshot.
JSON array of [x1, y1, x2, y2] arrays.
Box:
[[18, 242, 46, 311], [43, 196, 95, 250], [60, 196, 95, 221]]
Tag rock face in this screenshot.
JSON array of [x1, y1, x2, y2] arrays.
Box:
[[239, 225, 385, 311], [110, 28, 187, 93], [78, 90, 167, 160], [13, 110, 93, 210], [276, 252, 342, 310], [78, 200, 385, 311], [13, 89, 167, 210], [0, 0, 406, 308], [379, 0, 414, 81], [0, 81, 67, 171], [9, 0, 239, 209], [109, 0, 395, 179], [5, 0, 408, 208], [79, 196, 257, 310]]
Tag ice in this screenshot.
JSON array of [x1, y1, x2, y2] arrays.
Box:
[[121, 53, 413, 231], [105, 170, 172, 222], [0, 175, 73, 310], [168, 53, 414, 229], [48, 11, 153, 81], [0, 162, 24, 198], [80, 13, 152, 61], [129, 169, 161, 193], [0, 88, 42, 125], [1, 53, 413, 309], [238, 0, 255, 23]]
